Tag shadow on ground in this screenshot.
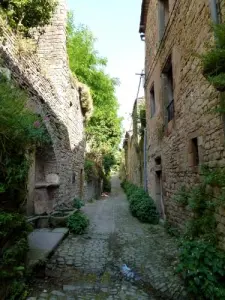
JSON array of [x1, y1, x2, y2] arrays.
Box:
[[28, 176, 187, 300]]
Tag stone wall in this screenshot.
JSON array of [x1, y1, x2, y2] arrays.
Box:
[[141, 0, 225, 239], [123, 98, 145, 187], [0, 0, 85, 215]]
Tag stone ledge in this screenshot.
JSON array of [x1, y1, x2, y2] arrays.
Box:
[[26, 227, 69, 270], [35, 182, 60, 189]]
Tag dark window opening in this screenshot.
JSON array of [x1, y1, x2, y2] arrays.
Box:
[[150, 85, 156, 117], [155, 156, 161, 165], [162, 56, 174, 123], [158, 0, 169, 40], [191, 138, 199, 166], [72, 172, 76, 184]]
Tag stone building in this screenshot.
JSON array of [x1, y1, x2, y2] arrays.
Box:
[[123, 97, 146, 188], [139, 0, 225, 224], [0, 0, 86, 215]]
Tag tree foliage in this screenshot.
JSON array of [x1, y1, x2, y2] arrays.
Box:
[[66, 12, 122, 154], [0, 75, 49, 208], [0, 0, 57, 33]]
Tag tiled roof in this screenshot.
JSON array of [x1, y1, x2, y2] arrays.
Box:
[[139, 0, 150, 34]]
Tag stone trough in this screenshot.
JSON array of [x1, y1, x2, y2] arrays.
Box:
[[27, 209, 77, 229], [26, 209, 77, 272]]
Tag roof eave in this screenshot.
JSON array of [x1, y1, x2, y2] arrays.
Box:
[[139, 0, 150, 34]]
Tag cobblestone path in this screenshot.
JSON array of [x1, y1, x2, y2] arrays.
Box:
[[28, 177, 187, 300]]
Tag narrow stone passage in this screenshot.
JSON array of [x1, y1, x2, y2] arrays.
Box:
[[28, 177, 186, 300]]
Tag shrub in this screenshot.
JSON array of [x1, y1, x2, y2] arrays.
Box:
[[174, 166, 225, 299], [67, 211, 89, 234], [103, 176, 111, 193], [0, 211, 32, 299], [0, 76, 49, 208], [122, 181, 159, 224], [73, 198, 84, 210], [201, 23, 225, 92], [177, 239, 225, 299]]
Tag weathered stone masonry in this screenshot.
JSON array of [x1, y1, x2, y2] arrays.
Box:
[[139, 0, 225, 242], [0, 0, 85, 215], [123, 97, 145, 188]]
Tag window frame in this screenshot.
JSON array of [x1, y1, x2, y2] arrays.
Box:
[[162, 55, 174, 124]]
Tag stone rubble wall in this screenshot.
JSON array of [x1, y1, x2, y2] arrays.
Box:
[[144, 0, 225, 246], [0, 0, 85, 214], [123, 98, 145, 188]]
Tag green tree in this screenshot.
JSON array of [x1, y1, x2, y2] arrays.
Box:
[[67, 12, 122, 159], [0, 0, 57, 33]]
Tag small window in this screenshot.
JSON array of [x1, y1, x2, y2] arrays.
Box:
[[155, 156, 161, 165], [162, 55, 174, 124], [189, 138, 199, 167], [72, 172, 76, 184], [158, 0, 169, 40], [150, 85, 156, 117]]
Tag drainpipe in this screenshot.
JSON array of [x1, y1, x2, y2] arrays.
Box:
[[143, 128, 148, 192], [208, 0, 219, 24]]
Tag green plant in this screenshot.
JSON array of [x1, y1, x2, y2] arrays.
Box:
[[201, 23, 225, 93], [0, 76, 49, 207], [177, 239, 225, 299], [122, 181, 159, 224], [0, 0, 57, 34], [164, 221, 180, 237], [73, 198, 84, 210], [8, 280, 28, 300], [173, 185, 189, 206], [103, 175, 111, 193], [0, 211, 32, 299], [174, 165, 225, 299], [67, 211, 89, 234], [67, 12, 122, 173]]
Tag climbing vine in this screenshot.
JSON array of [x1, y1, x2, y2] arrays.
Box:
[[0, 74, 49, 298], [173, 166, 225, 299], [0, 75, 49, 208], [168, 23, 225, 299]]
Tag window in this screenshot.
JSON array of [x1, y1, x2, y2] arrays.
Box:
[[155, 156, 161, 165], [150, 85, 156, 117], [189, 138, 199, 167], [72, 172, 76, 184], [162, 56, 174, 124], [158, 0, 169, 41], [209, 0, 221, 23]]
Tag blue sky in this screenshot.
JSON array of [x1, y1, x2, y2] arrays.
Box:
[[67, 0, 144, 130]]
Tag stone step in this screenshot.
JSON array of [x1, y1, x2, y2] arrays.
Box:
[[26, 228, 69, 270]]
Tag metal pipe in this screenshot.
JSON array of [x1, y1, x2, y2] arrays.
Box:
[[208, 0, 219, 24], [143, 128, 148, 191]]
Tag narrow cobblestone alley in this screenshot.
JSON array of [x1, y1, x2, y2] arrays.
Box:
[[28, 177, 187, 300]]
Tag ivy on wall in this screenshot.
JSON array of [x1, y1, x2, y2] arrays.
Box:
[[173, 167, 225, 299], [0, 73, 49, 298], [167, 23, 225, 299]]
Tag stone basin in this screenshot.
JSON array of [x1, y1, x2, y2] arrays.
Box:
[[27, 209, 77, 228], [49, 209, 77, 227]]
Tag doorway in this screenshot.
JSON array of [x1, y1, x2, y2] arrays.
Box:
[[155, 171, 165, 219]]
